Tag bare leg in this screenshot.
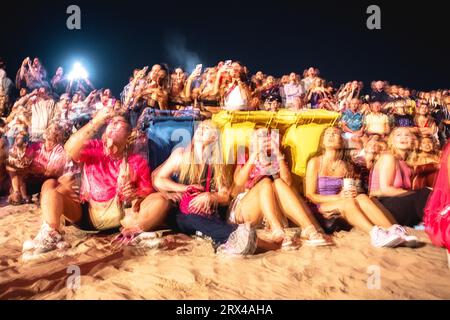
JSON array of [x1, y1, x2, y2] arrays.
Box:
[[19, 177, 28, 199], [319, 198, 374, 233], [7, 169, 20, 194], [355, 194, 396, 228], [273, 178, 321, 230], [234, 178, 284, 231], [135, 193, 172, 231], [40, 179, 82, 230]]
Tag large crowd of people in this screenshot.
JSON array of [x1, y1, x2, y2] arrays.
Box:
[[0, 56, 449, 262]]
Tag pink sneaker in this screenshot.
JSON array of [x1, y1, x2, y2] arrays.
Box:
[[387, 225, 420, 248], [370, 226, 405, 248]]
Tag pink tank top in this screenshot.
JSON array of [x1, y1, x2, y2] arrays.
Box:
[[369, 158, 412, 193]]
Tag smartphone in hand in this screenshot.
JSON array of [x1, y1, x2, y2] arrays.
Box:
[[195, 64, 203, 74]]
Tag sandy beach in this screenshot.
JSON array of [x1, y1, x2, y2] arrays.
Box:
[[0, 201, 449, 300]]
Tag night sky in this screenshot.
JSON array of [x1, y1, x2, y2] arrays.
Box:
[[0, 0, 448, 94]]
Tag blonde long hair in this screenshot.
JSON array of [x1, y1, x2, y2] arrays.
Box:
[[178, 120, 233, 190], [387, 127, 414, 160]]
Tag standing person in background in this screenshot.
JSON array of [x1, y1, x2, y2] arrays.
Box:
[[340, 98, 364, 143], [51, 67, 68, 97], [392, 101, 414, 128], [122, 67, 148, 127], [94, 89, 114, 111], [435, 96, 450, 146], [185, 67, 220, 109], [413, 102, 438, 138], [133, 64, 169, 110], [215, 62, 251, 111], [370, 81, 390, 103], [283, 72, 304, 108], [168, 67, 187, 109], [258, 76, 281, 109], [362, 101, 391, 143], [301, 67, 319, 92], [307, 78, 330, 109], [0, 69, 14, 117], [408, 136, 440, 190], [30, 87, 56, 141], [16, 57, 49, 91]]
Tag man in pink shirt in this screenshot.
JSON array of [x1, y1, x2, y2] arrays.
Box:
[[23, 108, 170, 257]]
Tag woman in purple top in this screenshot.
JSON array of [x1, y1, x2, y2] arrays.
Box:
[[305, 127, 415, 248]]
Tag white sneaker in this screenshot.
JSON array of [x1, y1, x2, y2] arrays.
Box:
[[216, 224, 257, 256], [370, 226, 405, 248], [387, 225, 420, 248], [301, 226, 334, 247], [22, 223, 70, 255], [130, 232, 163, 249]]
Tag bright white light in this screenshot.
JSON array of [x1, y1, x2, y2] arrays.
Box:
[[67, 62, 88, 81]]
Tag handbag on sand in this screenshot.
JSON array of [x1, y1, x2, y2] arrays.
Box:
[[87, 158, 129, 231]]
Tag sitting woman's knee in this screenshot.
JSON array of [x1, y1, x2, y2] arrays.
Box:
[[343, 198, 358, 210], [141, 192, 172, 209], [41, 179, 58, 193], [356, 194, 369, 201], [257, 177, 274, 189]]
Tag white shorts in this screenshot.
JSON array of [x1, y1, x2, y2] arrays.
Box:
[[227, 192, 248, 224]]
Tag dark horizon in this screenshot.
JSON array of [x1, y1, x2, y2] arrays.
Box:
[[1, 0, 448, 95]]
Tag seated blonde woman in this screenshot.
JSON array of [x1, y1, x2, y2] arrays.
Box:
[[152, 120, 280, 256], [305, 127, 418, 248], [369, 127, 431, 231], [229, 128, 332, 248]]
